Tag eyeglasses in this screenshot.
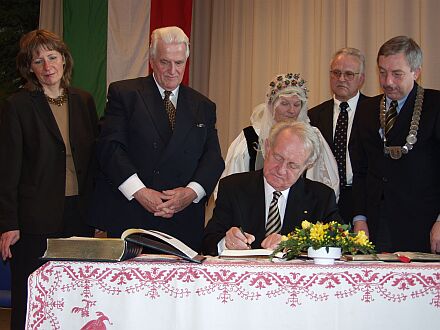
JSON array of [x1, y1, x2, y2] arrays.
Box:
[[330, 70, 360, 81]]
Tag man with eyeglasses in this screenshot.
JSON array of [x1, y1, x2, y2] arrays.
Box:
[[309, 48, 369, 225], [350, 36, 440, 253]]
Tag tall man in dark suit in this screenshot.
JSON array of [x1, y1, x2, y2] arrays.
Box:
[[351, 36, 440, 253], [89, 26, 224, 252], [309, 48, 368, 225], [202, 121, 341, 256]]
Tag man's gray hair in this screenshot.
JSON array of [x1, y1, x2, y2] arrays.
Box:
[[149, 26, 190, 59], [331, 47, 366, 74], [267, 121, 321, 166], [377, 35, 423, 71]]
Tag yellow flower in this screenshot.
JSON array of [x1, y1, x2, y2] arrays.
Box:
[[353, 230, 369, 246], [310, 223, 326, 241], [270, 220, 375, 262], [301, 220, 311, 229]]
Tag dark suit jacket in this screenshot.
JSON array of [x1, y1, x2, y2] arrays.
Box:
[[308, 93, 369, 160], [202, 170, 341, 256], [350, 84, 440, 252], [89, 75, 224, 251], [0, 87, 98, 234], [308, 93, 369, 224]]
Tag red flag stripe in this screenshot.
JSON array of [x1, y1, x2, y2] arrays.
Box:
[[150, 0, 193, 85]]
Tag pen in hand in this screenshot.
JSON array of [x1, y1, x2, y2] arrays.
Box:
[[239, 227, 252, 248]]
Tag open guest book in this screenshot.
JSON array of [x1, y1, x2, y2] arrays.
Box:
[[41, 228, 205, 263], [219, 248, 285, 259]]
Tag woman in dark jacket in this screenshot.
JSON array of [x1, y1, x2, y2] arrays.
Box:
[[0, 29, 98, 330]]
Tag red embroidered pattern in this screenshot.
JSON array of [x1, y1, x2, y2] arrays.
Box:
[[26, 260, 440, 329]]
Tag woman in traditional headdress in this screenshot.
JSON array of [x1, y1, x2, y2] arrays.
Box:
[[217, 73, 339, 199]]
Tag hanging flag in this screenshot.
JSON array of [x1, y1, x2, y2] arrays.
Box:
[[62, 0, 192, 116]]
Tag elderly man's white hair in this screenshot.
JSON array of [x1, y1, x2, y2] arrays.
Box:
[[149, 26, 190, 59], [331, 47, 366, 74], [267, 120, 321, 167]]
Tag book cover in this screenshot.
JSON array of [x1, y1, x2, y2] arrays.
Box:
[[42, 237, 142, 262]]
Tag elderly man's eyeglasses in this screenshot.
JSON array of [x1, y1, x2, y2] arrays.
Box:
[[330, 70, 360, 81]]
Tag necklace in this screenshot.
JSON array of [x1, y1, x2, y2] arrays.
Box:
[[379, 85, 424, 160], [45, 89, 68, 106]]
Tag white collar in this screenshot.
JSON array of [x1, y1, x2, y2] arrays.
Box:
[[333, 91, 360, 111], [263, 176, 290, 198], [152, 73, 180, 98]]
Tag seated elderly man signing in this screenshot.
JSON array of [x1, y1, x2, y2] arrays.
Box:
[[202, 121, 342, 256]]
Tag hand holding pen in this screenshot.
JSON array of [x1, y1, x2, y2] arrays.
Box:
[[239, 227, 252, 248], [225, 226, 255, 249]]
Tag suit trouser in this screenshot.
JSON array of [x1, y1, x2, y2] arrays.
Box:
[[9, 196, 94, 330], [374, 199, 393, 253], [338, 186, 354, 225]]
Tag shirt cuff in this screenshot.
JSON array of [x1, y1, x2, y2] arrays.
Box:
[[187, 181, 206, 203], [217, 237, 227, 255], [118, 174, 146, 200], [353, 215, 367, 223]]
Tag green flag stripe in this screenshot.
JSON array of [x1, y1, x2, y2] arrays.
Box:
[[63, 0, 108, 117]]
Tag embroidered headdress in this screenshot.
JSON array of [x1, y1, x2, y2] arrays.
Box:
[[266, 73, 309, 105], [257, 72, 310, 157]]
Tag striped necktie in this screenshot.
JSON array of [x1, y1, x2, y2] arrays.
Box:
[[385, 100, 398, 137], [265, 191, 282, 236]]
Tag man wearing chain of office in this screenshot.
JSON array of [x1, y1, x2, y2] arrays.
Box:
[[350, 36, 440, 253]]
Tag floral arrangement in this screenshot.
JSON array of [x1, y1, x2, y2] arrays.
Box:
[[271, 220, 375, 260]]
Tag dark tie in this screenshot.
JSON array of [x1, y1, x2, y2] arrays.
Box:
[[265, 191, 282, 236], [333, 102, 349, 187], [385, 100, 398, 137], [164, 90, 176, 130]]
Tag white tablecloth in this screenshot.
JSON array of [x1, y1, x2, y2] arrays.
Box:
[[26, 257, 440, 329]]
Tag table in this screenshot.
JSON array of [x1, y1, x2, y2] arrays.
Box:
[[26, 257, 440, 329]]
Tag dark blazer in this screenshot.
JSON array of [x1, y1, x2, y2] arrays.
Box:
[[308, 93, 369, 159], [350, 84, 440, 252], [0, 87, 98, 234], [89, 75, 224, 251], [308, 93, 369, 224], [202, 170, 341, 256]]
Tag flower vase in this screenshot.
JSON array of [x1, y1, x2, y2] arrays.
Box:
[[307, 247, 341, 265]]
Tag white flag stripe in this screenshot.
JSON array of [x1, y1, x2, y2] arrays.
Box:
[[107, 0, 151, 89]]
